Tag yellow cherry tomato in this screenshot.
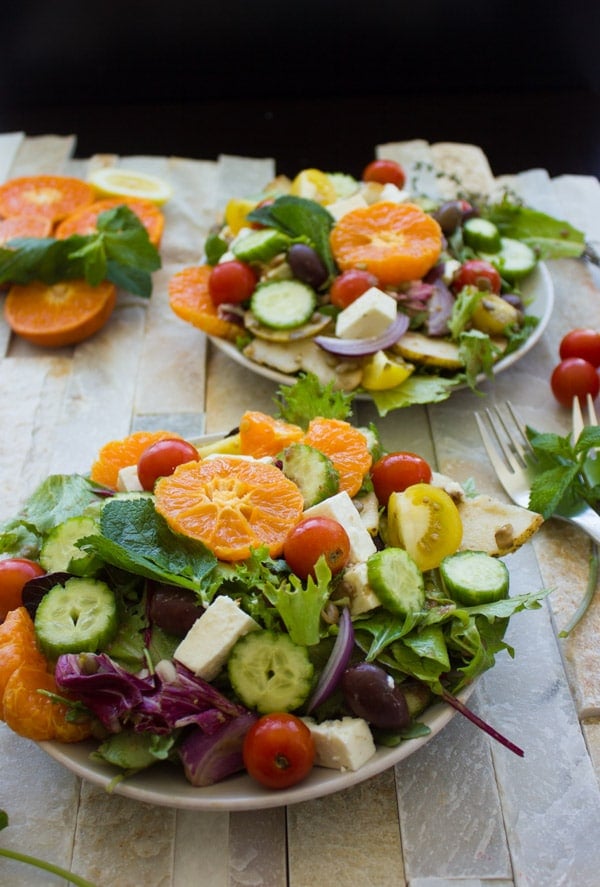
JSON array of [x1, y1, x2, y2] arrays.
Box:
[[387, 483, 463, 571]]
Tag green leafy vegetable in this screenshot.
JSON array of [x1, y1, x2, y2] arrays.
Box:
[[247, 196, 336, 275], [264, 556, 332, 646], [458, 329, 500, 389], [369, 374, 461, 414], [0, 206, 161, 298], [484, 200, 586, 261], [526, 424, 600, 518], [274, 372, 354, 428]]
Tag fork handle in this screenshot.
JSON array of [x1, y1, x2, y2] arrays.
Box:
[[559, 510, 600, 545]]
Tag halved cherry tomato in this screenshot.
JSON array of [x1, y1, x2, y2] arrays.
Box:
[[559, 329, 600, 368], [329, 269, 379, 309], [243, 712, 315, 789], [137, 439, 199, 491], [371, 452, 432, 506], [0, 558, 45, 621], [362, 159, 406, 189], [551, 358, 600, 408], [208, 260, 258, 306], [283, 516, 350, 580], [452, 259, 502, 294], [387, 483, 463, 571]]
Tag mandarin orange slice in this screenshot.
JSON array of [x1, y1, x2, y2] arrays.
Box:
[[154, 456, 304, 561], [239, 411, 304, 458], [168, 265, 242, 341], [55, 197, 165, 246], [302, 418, 372, 498], [0, 175, 95, 223], [3, 663, 91, 742], [90, 429, 184, 490], [0, 607, 47, 719], [0, 214, 53, 244], [330, 201, 443, 286]]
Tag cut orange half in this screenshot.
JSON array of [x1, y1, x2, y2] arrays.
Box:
[[0, 214, 53, 244], [0, 175, 95, 222]]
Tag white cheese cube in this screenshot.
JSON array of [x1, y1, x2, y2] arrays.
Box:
[[335, 287, 397, 340], [326, 193, 368, 221], [302, 717, 376, 771], [174, 595, 259, 680], [353, 490, 380, 537], [379, 183, 410, 203], [117, 465, 144, 493], [303, 491, 377, 563], [339, 561, 381, 616]]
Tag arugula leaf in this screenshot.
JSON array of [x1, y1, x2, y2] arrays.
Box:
[[274, 372, 354, 428], [484, 201, 586, 260], [247, 196, 336, 275], [0, 206, 160, 298]]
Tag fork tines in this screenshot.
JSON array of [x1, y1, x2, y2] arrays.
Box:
[[474, 401, 532, 473]]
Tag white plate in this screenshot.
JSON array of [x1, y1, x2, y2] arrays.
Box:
[[208, 262, 554, 397], [39, 682, 477, 811]]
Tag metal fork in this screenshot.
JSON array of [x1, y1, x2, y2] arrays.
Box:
[[475, 400, 600, 544]]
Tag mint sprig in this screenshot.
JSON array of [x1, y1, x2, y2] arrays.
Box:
[[0, 206, 161, 298], [526, 425, 600, 518]]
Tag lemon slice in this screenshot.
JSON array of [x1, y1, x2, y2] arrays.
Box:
[[290, 168, 337, 205], [88, 168, 173, 205]]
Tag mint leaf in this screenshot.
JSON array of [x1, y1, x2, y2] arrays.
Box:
[[247, 196, 336, 275]]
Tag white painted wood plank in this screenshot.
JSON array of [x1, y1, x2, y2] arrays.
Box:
[[7, 134, 77, 176], [172, 810, 230, 887], [229, 809, 287, 886]]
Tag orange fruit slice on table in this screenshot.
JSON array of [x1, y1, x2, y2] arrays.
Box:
[[302, 418, 372, 498], [0, 175, 95, 223], [330, 201, 443, 286], [0, 214, 53, 244], [154, 456, 305, 561], [239, 411, 304, 458], [4, 278, 117, 348], [55, 197, 165, 246], [90, 429, 184, 490], [168, 265, 243, 342]]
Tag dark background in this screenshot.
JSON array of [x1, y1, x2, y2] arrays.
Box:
[[1, 1, 599, 179]]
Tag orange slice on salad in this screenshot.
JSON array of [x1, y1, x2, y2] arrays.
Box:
[[169, 265, 242, 342], [154, 456, 304, 561], [3, 662, 92, 742], [0, 175, 95, 223], [4, 279, 117, 348], [0, 607, 47, 718], [330, 201, 443, 286], [0, 214, 53, 244], [90, 429, 184, 490], [239, 411, 304, 458], [55, 197, 165, 246], [302, 418, 372, 498]]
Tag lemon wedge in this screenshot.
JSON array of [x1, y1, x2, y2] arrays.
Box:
[[361, 350, 414, 391], [290, 168, 337, 205], [224, 197, 258, 235], [88, 168, 173, 205]]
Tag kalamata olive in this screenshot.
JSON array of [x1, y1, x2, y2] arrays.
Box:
[[341, 662, 410, 730], [432, 200, 464, 235], [148, 583, 204, 637], [21, 571, 72, 619], [287, 243, 328, 288], [501, 293, 525, 312]]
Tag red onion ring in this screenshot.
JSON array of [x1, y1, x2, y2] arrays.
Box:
[[314, 312, 409, 357], [306, 607, 354, 713]]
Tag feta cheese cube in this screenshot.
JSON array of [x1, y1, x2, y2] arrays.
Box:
[[335, 287, 398, 340], [303, 491, 377, 563], [379, 183, 410, 203], [117, 465, 144, 493], [174, 595, 259, 680], [326, 193, 368, 221], [339, 561, 381, 616], [302, 717, 376, 771]]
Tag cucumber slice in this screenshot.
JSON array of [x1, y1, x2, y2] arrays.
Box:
[[250, 280, 317, 330], [34, 577, 118, 659], [278, 443, 339, 507], [366, 548, 425, 616], [228, 629, 314, 713], [439, 550, 509, 605], [480, 237, 537, 281], [462, 217, 501, 252], [40, 515, 103, 577], [232, 228, 290, 263]]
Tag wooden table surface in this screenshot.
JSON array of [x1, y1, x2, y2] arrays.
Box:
[[2, 132, 600, 886]]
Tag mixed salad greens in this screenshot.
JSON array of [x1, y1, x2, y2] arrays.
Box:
[[189, 162, 587, 413], [0, 376, 549, 791]]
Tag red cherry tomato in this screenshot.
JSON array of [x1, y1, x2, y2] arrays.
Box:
[[0, 558, 45, 621], [137, 439, 199, 491], [371, 452, 433, 506], [550, 358, 600, 408], [362, 159, 406, 189], [243, 712, 315, 789], [559, 329, 600, 368], [208, 260, 257, 306], [329, 269, 379, 309], [283, 516, 350, 580], [452, 259, 502, 294]]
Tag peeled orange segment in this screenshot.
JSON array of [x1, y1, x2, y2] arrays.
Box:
[[239, 411, 304, 457], [330, 201, 443, 286], [169, 265, 242, 342], [302, 418, 372, 498], [0, 175, 95, 222], [0, 214, 53, 243], [3, 663, 91, 742], [90, 430, 184, 490], [88, 167, 173, 206], [0, 607, 47, 719], [4, 279, 117, 348], [154, 456, 305, 561], [55, 197, 165, 245]]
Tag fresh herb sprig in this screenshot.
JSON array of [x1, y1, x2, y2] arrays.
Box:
[[526, 424, 600, 518], [0, 206, 161, 298]]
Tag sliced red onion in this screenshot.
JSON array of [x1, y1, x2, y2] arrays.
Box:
[[306, 607, 354, 713], [314, 312, 409, 357], [425, 279, 455, 337]]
